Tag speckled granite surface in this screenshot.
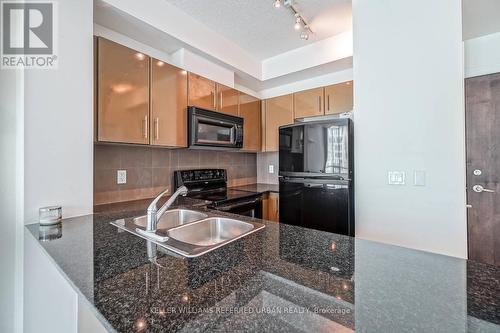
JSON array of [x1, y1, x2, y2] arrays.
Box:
[[26, 197, 499, 333], [229, 183, 279, 194]]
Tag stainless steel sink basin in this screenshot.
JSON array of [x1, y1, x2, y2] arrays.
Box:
[[111, 212, 265, 258], [133, 209, 207, 230], [167, 217, 254, 246]]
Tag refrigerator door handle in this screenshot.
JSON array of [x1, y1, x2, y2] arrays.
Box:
[[281, 178, 350, 186]]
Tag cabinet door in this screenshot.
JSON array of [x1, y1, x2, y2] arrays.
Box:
[[239, 93, 261, 152], [217, 84, 239, 116], [268, 193, 280, 222], [97, 38, 150, 144], [264, 94, 294, 152], [188, 73, 216, 110], [151, 59, 188, 147], [293, 87, 324, 118], [325, 81, 353, 115]]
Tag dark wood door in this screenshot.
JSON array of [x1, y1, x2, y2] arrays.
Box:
[[465, 73, 500, 266]]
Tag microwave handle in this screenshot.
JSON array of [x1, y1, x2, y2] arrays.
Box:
[[233, 125, 242, 144]]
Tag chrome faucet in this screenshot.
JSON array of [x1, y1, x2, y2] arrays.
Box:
[[146, 186, 188, 232]]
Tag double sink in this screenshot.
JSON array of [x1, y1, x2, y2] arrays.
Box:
[[111, 209, 264, 257]]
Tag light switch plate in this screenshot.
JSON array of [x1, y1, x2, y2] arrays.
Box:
[[117, 170, 127, 184], [388, 171, 405, 185], [268, 164, 275, 174], [414, 170, 426, 186]]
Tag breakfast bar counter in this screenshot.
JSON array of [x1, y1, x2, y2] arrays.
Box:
[[25, 197, 500, 333]]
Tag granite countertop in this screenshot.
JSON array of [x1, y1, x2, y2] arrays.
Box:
[[26, 197, 500, 333], [229, 183, 279, 194]]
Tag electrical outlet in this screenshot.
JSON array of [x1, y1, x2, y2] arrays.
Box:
[[388, 171, 405, 185], [268, 164, 275, 174], [117, 170, 127, 185], [414, 170, 426, 186]]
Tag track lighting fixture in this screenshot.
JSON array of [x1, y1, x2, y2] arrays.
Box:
[[273, 0, 313, 40]]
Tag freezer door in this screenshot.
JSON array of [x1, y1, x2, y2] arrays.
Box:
[[279, 119, 352, 179], [279, 178, 353, 236]]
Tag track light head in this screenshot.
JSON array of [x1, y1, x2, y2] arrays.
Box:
[[294, 14, 301, 30]]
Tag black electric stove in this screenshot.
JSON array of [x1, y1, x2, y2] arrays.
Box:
[[173, 169, 263, 218]]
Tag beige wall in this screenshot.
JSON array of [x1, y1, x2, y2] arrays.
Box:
[[94, 145, 257, 205], [257, 152, 279, 185]]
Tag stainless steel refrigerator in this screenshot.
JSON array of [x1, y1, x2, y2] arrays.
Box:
[[278, 118, 354, 236]]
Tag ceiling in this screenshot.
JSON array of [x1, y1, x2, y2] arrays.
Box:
[[164, 0, 352, 60], [462, 0, 500, 40]]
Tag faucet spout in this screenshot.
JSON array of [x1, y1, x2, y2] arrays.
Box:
[[146, 186, 189, 232]]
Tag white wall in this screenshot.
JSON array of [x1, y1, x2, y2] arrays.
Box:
[[353, 0, 467, 258], [261, 31, 353, 80], [464, 32, 500, 78], [24, 232, 78, 333], [171, 48, 234, 87], [0, 65, 24, 333], [24, 0, 94, 223]]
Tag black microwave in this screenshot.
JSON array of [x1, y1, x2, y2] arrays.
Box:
[[188, 106, 243, 149]]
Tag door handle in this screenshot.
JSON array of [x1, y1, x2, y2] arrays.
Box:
[[143, 115, 148, 139], [154, 118, 159, 140], [472, 185, 496, 193]]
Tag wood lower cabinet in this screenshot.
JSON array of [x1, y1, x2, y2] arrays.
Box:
[[97, 38, 150, 144], [217, 84, 239, 116], [239, 93, 261, 152], [263, 192, 279, 222], [188, 73, 216, 110], [263, 94, 294, 152], [325, 81, 353, 115], [294, 87, 324, 118], [150, 59, 188, 147]]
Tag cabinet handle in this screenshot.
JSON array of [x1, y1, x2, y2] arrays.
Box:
[[212, 91, 216, 110], [220, 92, 223, 110], [154, 118, 159, 140], [143, 115, 148, 139], [327, 95, 330, 112]]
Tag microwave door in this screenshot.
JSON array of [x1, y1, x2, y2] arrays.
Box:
[[196, 117, 235, 146]]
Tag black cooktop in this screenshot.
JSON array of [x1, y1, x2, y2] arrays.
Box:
[[174, 169, 261, 206]]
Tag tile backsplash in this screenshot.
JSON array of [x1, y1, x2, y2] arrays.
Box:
[[94, 144, 257, 205], [257, 152, 279, 185]]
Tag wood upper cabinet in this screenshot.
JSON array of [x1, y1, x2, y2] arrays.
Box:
[[97, 38, 150, 144], [239, 93, 261, 152], [294, 87, 324, 118], [217, 84, 239, 116], [264, 94, 294, 152], [324, 81, 353, 115], [150, 59, 188, 147], [187, 73, 216, 110]]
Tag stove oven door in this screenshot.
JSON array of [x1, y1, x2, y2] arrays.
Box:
[[215, 196, 263, 219]]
